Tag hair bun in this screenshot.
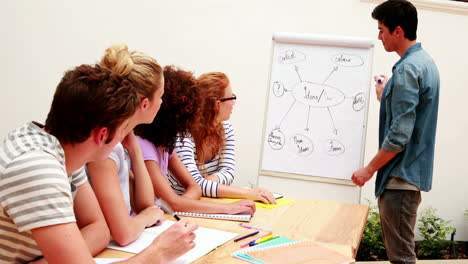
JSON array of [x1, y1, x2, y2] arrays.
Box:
[[101, 44, 134, 77]]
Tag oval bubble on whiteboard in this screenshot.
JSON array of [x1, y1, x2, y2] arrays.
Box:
[[332, 54, 364, 67], [290, 134, 314, 156], [326, 139, 345, 156], [278, 50, 306, 64], [267, 128, 285, 150], [272, 81, 285, 97], [292, 81, 345, 108], [352, 92, 365, 111]]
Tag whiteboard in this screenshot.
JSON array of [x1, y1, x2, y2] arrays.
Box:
[[260, 32, 374, 183]]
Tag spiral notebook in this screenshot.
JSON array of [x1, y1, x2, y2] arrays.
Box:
[[174, 211, 251, 222], [238, 240, 355, 264], [232, 236, 295, 263]]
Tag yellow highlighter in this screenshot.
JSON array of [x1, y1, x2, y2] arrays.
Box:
[[255, 234, 273, 244]]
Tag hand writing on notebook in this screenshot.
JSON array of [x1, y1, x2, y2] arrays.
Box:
[[245, 188, 277, 205], [148, 219, 198, 262]]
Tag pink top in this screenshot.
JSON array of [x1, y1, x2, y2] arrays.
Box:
[[136, 136, 172, 175]]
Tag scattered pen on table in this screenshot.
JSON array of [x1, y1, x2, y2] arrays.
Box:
[[234, 231, 259, 242], [158, 199, 180, 221], [240, 223, 272, 232], [250, 233, 273, 246]]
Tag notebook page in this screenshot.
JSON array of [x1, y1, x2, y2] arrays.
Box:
[[107, 220, 237, 263]]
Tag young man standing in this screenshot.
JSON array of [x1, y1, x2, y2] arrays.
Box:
[[0, 64, 197, 264], [352, 1, 440, 263]]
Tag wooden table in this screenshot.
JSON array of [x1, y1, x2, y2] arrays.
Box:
[[96, 197, 369, 263]]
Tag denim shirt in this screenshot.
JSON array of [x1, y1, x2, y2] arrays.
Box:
[[375, 43, 440, 197]]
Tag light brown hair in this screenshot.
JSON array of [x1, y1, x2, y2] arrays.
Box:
[[101, 44, 163, 100]]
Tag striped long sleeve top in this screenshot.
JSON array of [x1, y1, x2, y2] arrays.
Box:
[[172, 121, 236, 197]]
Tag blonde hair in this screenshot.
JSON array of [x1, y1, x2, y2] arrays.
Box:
[[101, 44, 162, 100]]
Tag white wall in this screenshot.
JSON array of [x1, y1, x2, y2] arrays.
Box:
[[1, 0, 467, 240]]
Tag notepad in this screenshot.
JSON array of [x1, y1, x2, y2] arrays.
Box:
[[242, 240, 355, 264], [174, 211, 251, 222]]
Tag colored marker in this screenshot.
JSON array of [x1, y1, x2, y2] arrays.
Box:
[[377, 77, 384, 83], [241, 237, 258, 248], [255, 234, 273, 244], [249, 233, 273, 246], [240, 223, 272, 232], [234, 231, 259, 242], [257, 235, 280, 244]]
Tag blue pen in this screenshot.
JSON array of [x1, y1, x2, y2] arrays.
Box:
[[377, 77, 384, 83]]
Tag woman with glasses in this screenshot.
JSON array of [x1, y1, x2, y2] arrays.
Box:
[[135, 66, 256, 215], [174, 72, 277, 204]]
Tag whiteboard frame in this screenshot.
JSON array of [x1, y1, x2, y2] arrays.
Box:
[[258, 32, 374, 187]]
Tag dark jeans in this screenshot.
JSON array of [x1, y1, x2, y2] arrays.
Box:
[[378, 189, 422, 264]]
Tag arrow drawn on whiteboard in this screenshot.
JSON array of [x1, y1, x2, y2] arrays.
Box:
[[327, 107, 338, 135], [305, 105, 311, 131], [279, 100, 297, 128], [322, 66, 338, 85], [294, 65, 302, 82]]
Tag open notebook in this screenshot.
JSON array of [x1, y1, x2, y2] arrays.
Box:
[[108, 220, 237, 263], [174, 212, 251, 222]]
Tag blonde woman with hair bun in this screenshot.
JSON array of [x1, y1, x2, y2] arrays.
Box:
[[87, 44, 198, 255], [1, 45, 196, 264]]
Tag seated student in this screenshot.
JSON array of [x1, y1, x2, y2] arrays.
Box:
[[135, 66, 256, 214], [0, 53, 196, 263], [86, 45, 166, 246], [175, 72, 276, 204]]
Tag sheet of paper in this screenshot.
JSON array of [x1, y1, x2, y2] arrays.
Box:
[[107, 220, 237, 263]]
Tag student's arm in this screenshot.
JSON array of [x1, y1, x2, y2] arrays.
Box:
[[168, 154, 201, 200], [31, 223, 95, 264], [205, 122, 236, 185], [116, 219, 198, 264], [146, 159, 256, 215], [217, 184, 276, 204], [74, 182, 111, 256], [87, 156, 162, 246], [175, 136, 274, 204], [123, 131, 157, 212], [31, 220, 198, 264], [176, 137, 221, 197]]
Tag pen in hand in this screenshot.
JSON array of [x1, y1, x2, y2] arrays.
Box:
[[158, 199, 181, 221]]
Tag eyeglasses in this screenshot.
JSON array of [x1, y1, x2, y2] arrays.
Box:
[[218, 94, 237, 102]]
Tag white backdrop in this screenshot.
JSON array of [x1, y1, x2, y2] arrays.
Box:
[[1, 0, 467, 240]]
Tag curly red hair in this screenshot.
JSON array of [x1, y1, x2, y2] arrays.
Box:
[[192, 72, 229, 165]]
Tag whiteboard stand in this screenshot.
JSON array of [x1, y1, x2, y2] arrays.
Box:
[[257, 32, 374, 204]]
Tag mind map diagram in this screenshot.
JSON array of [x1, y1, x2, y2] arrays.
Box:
[[266, 49, 367, 158]]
